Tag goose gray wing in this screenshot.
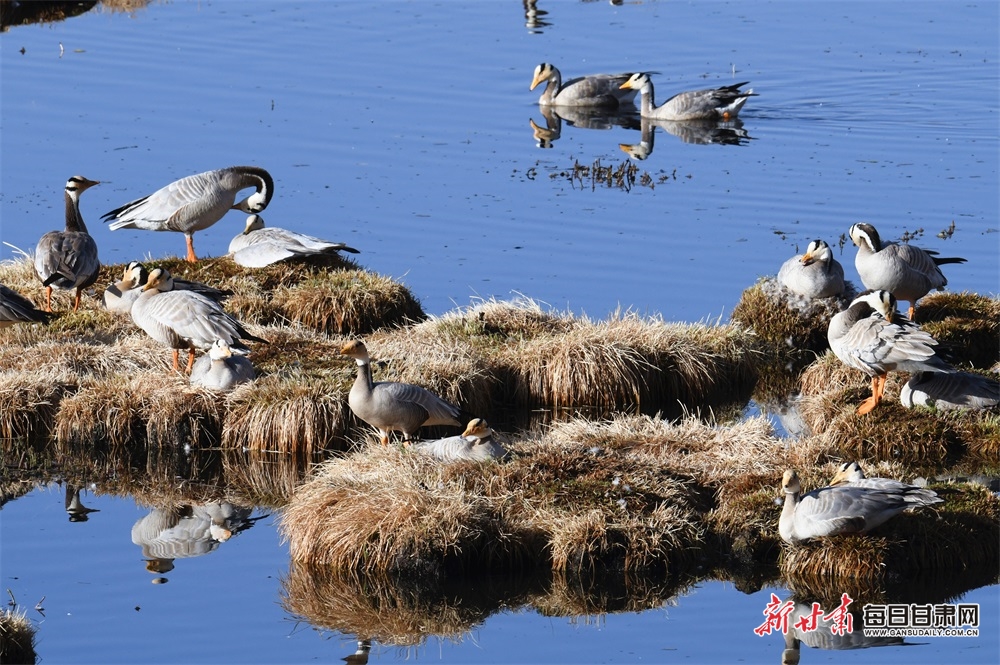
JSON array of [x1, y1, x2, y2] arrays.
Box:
[[0, 284, 51, 325], [373, 381, 461, 427], [34, 231, 100, 290]]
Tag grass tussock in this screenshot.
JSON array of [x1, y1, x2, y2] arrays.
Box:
[[915, 292, 1000, 369], [0, 607, 37, 665], [0, 373, 77, 445]]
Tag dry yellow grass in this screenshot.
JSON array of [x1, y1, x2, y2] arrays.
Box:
[[0, 607, 37, 665], [915, 292, 1000, 369]]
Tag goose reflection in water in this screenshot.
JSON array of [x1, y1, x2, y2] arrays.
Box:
[[131, 502, 258, 581], [620, 117, 753, 160], [343, 639, 371, 664], [781, 599, 907, 665], [529, 105, 640, 149], [522, 0, 549, 32], [65, 484, 100, 523]]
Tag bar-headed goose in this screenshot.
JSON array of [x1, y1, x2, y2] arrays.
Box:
[[899, 370, 1000, 411], [530, 62, 638, 108], [410, 418, 508, 462], [131, 268, 266, 373], [848, 222, 966, 321], [619, 72, 755, 121], [102, 166, 274, 263], [779, 469, 941, 545], [828, 290, 953, 414], [34, 176, 101, 312], [777, 239, 845, 299], [228, 214, 359, 268], [189, 339, 256, 390], [340, 340, 461, 445], [104, 261, 230, 315], [0, 283, 52, 327]]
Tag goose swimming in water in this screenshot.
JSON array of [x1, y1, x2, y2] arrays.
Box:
[[0, 283, 52, 327], [102, 166, 274, 263], [340, 340, 461, 445], [189, 339, 256, 390], [530, 63, 638, 108], [34, 176, 102, 312], [131, 268, 266, 373], [779, 469, 941, 545], [228, 214, 360, 268], [104, 261, 230, 315], [848, 222, 966, 321], [619, 72, 756, 121], [410, 418, 509, 462], [827, 290, 953, 414], [777, 239, 845, 299]]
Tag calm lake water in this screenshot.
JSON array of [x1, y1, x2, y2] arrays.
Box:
[[1, 1, 998, 664]]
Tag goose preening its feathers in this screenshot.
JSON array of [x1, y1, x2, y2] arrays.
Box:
[[530, 62, 638, 108], [102, 166, 274, 263], [189, 339, 256, 390], [779, 469, 941, 545], [619, 73, 756, 121], [34, 176, 102, 312], [340, 340, 461, 445], [849, 222, 966, 320], [131, 268, 266, 373], [827, 290, 953, 414], [228, 214, 360, 268], [777, 239, 845, 299]]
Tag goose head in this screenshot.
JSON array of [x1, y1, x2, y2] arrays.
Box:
[[853, 289, 897, 323], [529, 62, 557, 90], [209, 339, 235, 361], [781, 469, 801, 496], [849, 222, 882, 253], [142, 267, 175, 293], [461, 418, 493, 441], [830, 461, 866, 485], [123, 261, 149, 288], [340, 340, 371, 364], [65, 175, 101, 200], [619, 72, 651, 92], [243, 214, 266, 235], [799, 239, 831, 266]]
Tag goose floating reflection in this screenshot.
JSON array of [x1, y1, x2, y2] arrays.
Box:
[[33, 176, 101, 312], [619, 72, 756, 121], [530, 62, 638, 108], [228, 214, 360, 268], [849, 222, 966, 320], [102, 166, 274, 263], [340, 339, 461, 446], [777, 239, 845, 299], [131, 268, 266, 373], [0, 283, 52, 327], [619, 116, 751, 159], [828, 290, 953, 414], [778, 469, 942, 545], [410, 418, 508, 462]]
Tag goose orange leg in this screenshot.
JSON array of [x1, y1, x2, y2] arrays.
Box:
[[73, 287, 83, 312], [45, 286, 54, 312], [185, 234, 198, 263], [172, 349, 181, 372], [856, 375, 887, 415], [186, 349, 197, 374]]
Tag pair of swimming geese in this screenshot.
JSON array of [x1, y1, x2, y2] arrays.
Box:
[[31, 167, 359, 313], [530, 63, 756, 121]]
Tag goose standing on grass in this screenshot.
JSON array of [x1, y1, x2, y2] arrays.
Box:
[[0, 284, 53, 327], [340, 340, 461, 445], [102, 166, 274, 263], [777, 239, 845, 299], [189, 339, 256, 390], [530, 62, 638, 108], [131, 268, 266, 373], [778, 469, 941, 545], [104, 261, 230, 315], [619, 73, 756, 121], [228, 214, 360, 268], [33, 175, 101, 312], [899, 370, 1000, 411], [410, 418, 508, 462], [848, 222, 966, 321], [828, 290, 953, 414]]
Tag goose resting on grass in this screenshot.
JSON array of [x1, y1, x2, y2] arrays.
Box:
[[779, 469, 941, 545], [340, 340, 461, 445], [849, 222, 966, 321], [827, 290, 953, 414], [34, 176, 102, 312], [228, 214, 359, 268], [777, 239, 845, 299], [899, 370, 1000, 411], [410, 418, 508, 462], [102, 166, 274, 263], [104, 261, 230, 315], [131, 268, 266, 373], [530, 62, 638, 108], [0, 283, 52, 327], [619, 72, 755, 121], [189, 339, 256, 390]]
